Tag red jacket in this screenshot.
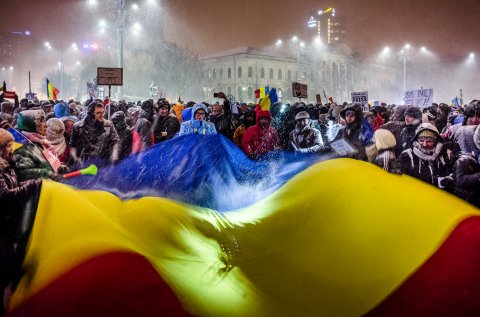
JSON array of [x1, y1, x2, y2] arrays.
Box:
[[242, 107, 280, 157]]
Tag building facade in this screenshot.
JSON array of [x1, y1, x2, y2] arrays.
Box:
[[201, 44, 398, 104]]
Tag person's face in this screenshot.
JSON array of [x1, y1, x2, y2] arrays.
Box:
[[259, 117, 269, 128], [64, 120, 75, 136], [43, 105, 53, 113], [344, 110, 356, 124], [296, 118, 309, 128], [194, 109, 206, 121], [240, 105, 248, 112], [0, 141, 14, 161], [405, 115, 417, 125], [94, 106, 105, 122], [159, 105, 169, 117], [466, 115, 480, 125], [417, 137, 436, 150], [212, 105, 223, 116]]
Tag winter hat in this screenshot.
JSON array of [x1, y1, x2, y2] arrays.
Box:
[[111, 111, 126, 126], [46, 118, 65, 135], [0, 120, 11, 130], [0, 128, 14, 147], [141, 100, 154, 116], [340, 103, 363, 120], [426, 108, 438, 120], [374, 129, 396, 151], [404, 106, 423, 120], [295, 111, 310, 120], [418, 130, 437, 139], [413, 122, 442, 142], [391, 105, 408, 122], [53, 102, 70, 119], [16, 109, 46, 132], [1, 101, 14, 115]]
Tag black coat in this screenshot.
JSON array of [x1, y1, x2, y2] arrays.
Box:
[[393, 144, 452, 187], [69, 117, 120, 162], [152, 114, 180, 143], [0, 158, 41, 291], [453, 153, 480, 207], [209, 100, 236, 140]]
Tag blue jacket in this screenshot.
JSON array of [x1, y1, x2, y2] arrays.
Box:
[[179, 104, 217, 135]]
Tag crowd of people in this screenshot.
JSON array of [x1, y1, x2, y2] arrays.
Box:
[[1, 89, 480, 312]]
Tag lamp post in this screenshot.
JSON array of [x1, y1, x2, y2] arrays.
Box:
[[400, 44, 410, 94], [117, 0, 125, 99], [9, 66, 13, 88]]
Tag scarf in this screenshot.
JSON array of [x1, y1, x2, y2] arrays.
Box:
[[22, 131, 58, 156], [412, 141, 443, 162], [46, 128, 67, 156]]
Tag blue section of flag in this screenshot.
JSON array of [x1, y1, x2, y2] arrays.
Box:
[[66, 134, 326, 211], [269, 88, 278, 104], [7, 127, 29, 144]]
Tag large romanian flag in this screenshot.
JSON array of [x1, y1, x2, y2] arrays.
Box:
[[46, 78, 59, 100], [5, 135, 480, 316]]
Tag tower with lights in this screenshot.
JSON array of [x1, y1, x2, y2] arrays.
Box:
[[307, 7, 345, 46]]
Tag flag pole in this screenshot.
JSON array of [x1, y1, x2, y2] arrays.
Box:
[[28, 71, 32, 94]]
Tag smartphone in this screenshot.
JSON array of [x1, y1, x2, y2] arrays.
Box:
[[213, 92, 220, 98]]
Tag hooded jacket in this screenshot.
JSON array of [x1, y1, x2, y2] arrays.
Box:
[[111, 111, 132, 160], [178, 104, 217, 135], [242, 107, 280, 158], [132, 102, 154, 153], [453, 152, 480, 207], [334, 103, 368, 161], [152, 113, 180, 143], [393, 123, 452, 187], [288, 114, 324, 153]]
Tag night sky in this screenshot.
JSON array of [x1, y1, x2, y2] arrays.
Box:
[[2, 0, 480, 58]]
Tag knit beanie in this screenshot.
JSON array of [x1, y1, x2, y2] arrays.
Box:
[[0, 128, 14, 147], [404, 107, 422, 120], [418, 130, 437, 140]]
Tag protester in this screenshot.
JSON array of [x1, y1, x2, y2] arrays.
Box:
[[0, 128, 42, 315], [132, 100, 155, 153], [368, 128, 397, 172], [242, 106, 280, 159], [209, 92, 236, 140], [46, 118, 71, 165], [334, 103, 368, 161], [232, 109, 256, 147], [392, 123, 452, 189], [69, 101, 120, 164], [152, 99, 180, 143], [398, 106, 423, 153], [111, 111, 132, 160], [178, 103, 217, 135], [289, 111, 324, 153]]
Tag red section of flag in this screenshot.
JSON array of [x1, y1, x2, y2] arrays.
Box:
[[254, 89, 260, 99], [7, 252, 190, 317], [365, 216, 480, 317], [3, 91, 16, 99]]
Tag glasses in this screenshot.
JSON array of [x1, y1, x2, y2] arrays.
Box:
[[195, 111, 206, 116], [345, 110, 355, 117]]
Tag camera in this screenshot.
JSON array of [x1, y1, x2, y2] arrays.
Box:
[[213, 92, 220, 98]]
